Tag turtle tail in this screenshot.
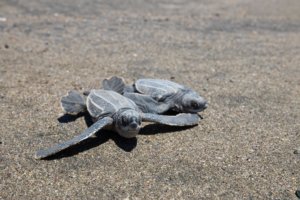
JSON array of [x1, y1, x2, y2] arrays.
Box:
[[60, 90, 87, 115], [102, 76, 126, 94]]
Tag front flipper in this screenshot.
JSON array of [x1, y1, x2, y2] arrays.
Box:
[[35, 117, 114, 159], [141, 113, 200, 126], [124, 92, 170, 114]]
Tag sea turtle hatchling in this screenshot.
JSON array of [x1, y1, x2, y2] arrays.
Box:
[[35, 89, 200, 159], [102, 76, 208, 114]]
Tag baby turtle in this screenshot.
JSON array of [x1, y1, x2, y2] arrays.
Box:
[[35, 89, 200, 159], [102, 76, 208, 114]]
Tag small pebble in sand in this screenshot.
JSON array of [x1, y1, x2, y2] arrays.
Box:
[[294, 148, 300, 154]]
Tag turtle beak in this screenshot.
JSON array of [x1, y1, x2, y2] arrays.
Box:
[[202, 101, 208, 109], [128, 119, 141, 133], [194, 98, 208, 112], [129, 122, 139, 129]]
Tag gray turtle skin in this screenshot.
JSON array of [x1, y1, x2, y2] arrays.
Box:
[[102, 76, 208, 114], [35, 89, 200, 159]]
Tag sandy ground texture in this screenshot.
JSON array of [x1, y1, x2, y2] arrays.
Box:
[[1, 0, 300, 199]]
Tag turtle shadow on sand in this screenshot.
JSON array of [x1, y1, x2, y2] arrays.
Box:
[[41, 129, 137, 160], [41, 114, 138, 160], [43, 113, 197, 160], [57, 113, 93, 126]]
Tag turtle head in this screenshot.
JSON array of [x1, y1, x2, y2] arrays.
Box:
[[181, 92, 208, 113], [115, 109, 142, 138]]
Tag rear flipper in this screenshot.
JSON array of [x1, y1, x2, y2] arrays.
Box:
[[141, 113, 200, 126], [102, 76, 127, 94], [124, 92, 170, 114], [61, 90, 87, 115]]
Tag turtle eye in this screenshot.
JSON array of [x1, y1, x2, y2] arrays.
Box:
[[134, 117, 141, 125], [121, 117, 128, 126], [191, 101, 199, 109]]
